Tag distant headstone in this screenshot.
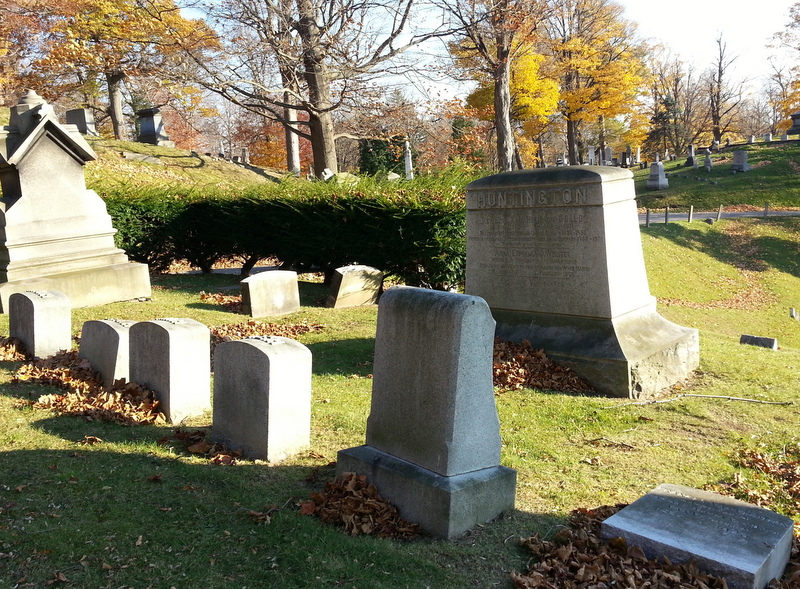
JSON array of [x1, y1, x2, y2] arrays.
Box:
[[65, 108, 99, 136], [129, 318, 211, 423], [732, 150, 751, 172], [635, 146, 641, 163], [9, 290, 71, 358], [212, 336, 311, 462], [748, 135, 756, 144], [712, 140, 720, 152], [241, 270, 300, 318], [587, 145, 596, 165], [136, 107, 175, 148], [337, 286, 516, 539], [465, 167, 699, 398], [788, 111, 800, 135], [241, 147, 250, 164], [704, 152, 713, 171], [782, 134, 789, 141], [0, 91, 151, 312], [79, 319, 136, 388], [647, 161, 669, 190], [685, 144, 695, 167], [601, 484, 794, 589], [325, 265, 383, 308], [790, 307, 798, 320], [739, 334, 778, 350], [604, 146, 613, 165], [764, 133, 773, 142]]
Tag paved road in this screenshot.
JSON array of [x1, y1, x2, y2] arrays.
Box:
[[638, 209, 800, 225]]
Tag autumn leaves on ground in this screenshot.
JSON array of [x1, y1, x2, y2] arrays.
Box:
[[1, 209, 799, 584]]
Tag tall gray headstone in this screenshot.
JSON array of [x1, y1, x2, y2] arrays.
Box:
[[587, 146, 596, 165], [9, 290, 71, 358], [685, 144, 695, 167], [647, 161, 669, 190], [465, 167, 699, 398], [65, 109, 99, 136], [601, 484, 794, 589], [129, 318, 211, 423], [337, 286, 516, 539], [212, 336, 312, 462], [732, 150, 751, 172], [241, 270, 300, 318], [604, 146, 613, 165], [79, 319, 136, 388], [136, 107, 175, 148], [0, 91, 151, 312], [325, 265, 383, 308]]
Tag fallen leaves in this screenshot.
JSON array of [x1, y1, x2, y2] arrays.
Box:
[[512, 505, 800, 589], [169, 429, 241, 465], [0, 336, 28, 361], [301, 472, 421, 540], [209, 320, 324, 354], [493, 339, 594, 394], [15, 351, 166, 425], [200, 291, 243, 313]]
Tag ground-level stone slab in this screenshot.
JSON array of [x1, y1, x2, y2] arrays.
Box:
[[337, 445, 516, 539], [600, 484, 794, 589], [0, 262, 151, 313]]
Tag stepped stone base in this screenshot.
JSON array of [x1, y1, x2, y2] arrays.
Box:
[[0, 262, 151, 312]]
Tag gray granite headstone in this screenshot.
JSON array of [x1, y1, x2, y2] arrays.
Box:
[[241, 270, 300, 318], [9, 290, 71, 358], [337, 286, 516, 538], [79, 319, 136, 387], [212, 336, 311, 462], [465, 167, 698, 398], [129, 318, 211, 423], [647, 161, 669, 189], [732, 151, 751, 172], [601, 484, 794, 589], [739, 334, 778, 350], [65, 108, 99, 136], [325, 265, 383, 308]]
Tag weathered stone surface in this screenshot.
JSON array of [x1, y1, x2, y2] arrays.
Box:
[[241, 270, 300, 318], [646, 161, 669, 189], [325, 265, 383, 308], [9, 290, 71, 358], [732, 150, 751, 172], [338, 286, 516, 538], [79, 319, 136, 388], [601, 484, 794, 589], [465, 166, 698, 398], [212, 336, 311, 462], [129, 318, 211, 423], [0, 91, 150, 312]]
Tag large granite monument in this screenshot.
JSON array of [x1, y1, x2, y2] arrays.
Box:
[[0, 91, 151, 312], [465, 166, 699, 398]]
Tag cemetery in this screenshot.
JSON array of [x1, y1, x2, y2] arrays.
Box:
[[0, 100, 798, 588]]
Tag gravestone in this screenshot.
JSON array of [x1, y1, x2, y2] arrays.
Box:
[[601, 484, 794, 589], [739, 334, 778, 350], [685, 144, 695, 167], [782, 134, 789, 141], [587, 146, 596, 165], [337, 286, 516, 539], [604, 146, 613, 165], [635, 146, 641, 163], [212, 336, 312, 462], [79, 319, 136, 388], [9, 290, 71, 358], [136, 107, 175, 148], [65, 109, 99, 136], [465, 167, 699, 398], [764, 133, 773, 142], [646, 161, 669, 190], [129, 318, 211, 423], [732, 150, 751, 172], [241, 270, 300, 318], [712, 140, 720, 152], [325, 265, 383, 308], [0, 91, 151, 312], [788, 111, 800, 135], [748, 135, 756, 144], [704, 151, 713, 171]]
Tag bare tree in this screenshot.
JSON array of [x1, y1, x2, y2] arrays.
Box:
[[705, 35, 745, 143], [197, 0, 454, 177]]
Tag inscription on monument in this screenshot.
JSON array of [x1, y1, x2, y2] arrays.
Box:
[[467, 184, 601, 209]]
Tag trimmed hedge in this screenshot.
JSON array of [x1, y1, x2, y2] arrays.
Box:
[[102, 173, 473, 289]]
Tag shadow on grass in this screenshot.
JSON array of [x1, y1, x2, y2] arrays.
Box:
[[306, 338, 375, 376]]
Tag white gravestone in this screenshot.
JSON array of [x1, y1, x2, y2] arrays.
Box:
[[647, 161, 669, 190], [212, 336, 311, 462], [465, 167, 699, 398], [325, 265, 383, 308], [9, 290, 71, 358], [732, 151, 751, 172], [129, 318, 211, 423], [79, 319, 136, 388], [587, 146, 596, 165], [337, 286, 516, 539], [241, 270, 300, 318], [601, 484, 794, 589], [0, 91, 151, 312]]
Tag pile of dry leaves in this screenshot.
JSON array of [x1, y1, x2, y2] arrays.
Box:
[[161, 429, 241, 465], [209, 320, 324, 353], [200, 290, 243, 313], [493, 338, 594, 394], [512, 505, 800, 589], [300, 472, 421, 540], [14, 350, 166, 425], [0, 336, 29, 361]]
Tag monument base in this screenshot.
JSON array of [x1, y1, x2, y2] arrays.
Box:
[[0, 262, 151, 312], [337, 445, 516, 540], [493, 304, 699, 398]]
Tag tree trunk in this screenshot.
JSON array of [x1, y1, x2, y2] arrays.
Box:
[[566, 118, 578, 165], [296, 0, 338, 176], [494, 33, 516, 172], [284, 102, 302, 175], [106, 70, 127, 141]]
